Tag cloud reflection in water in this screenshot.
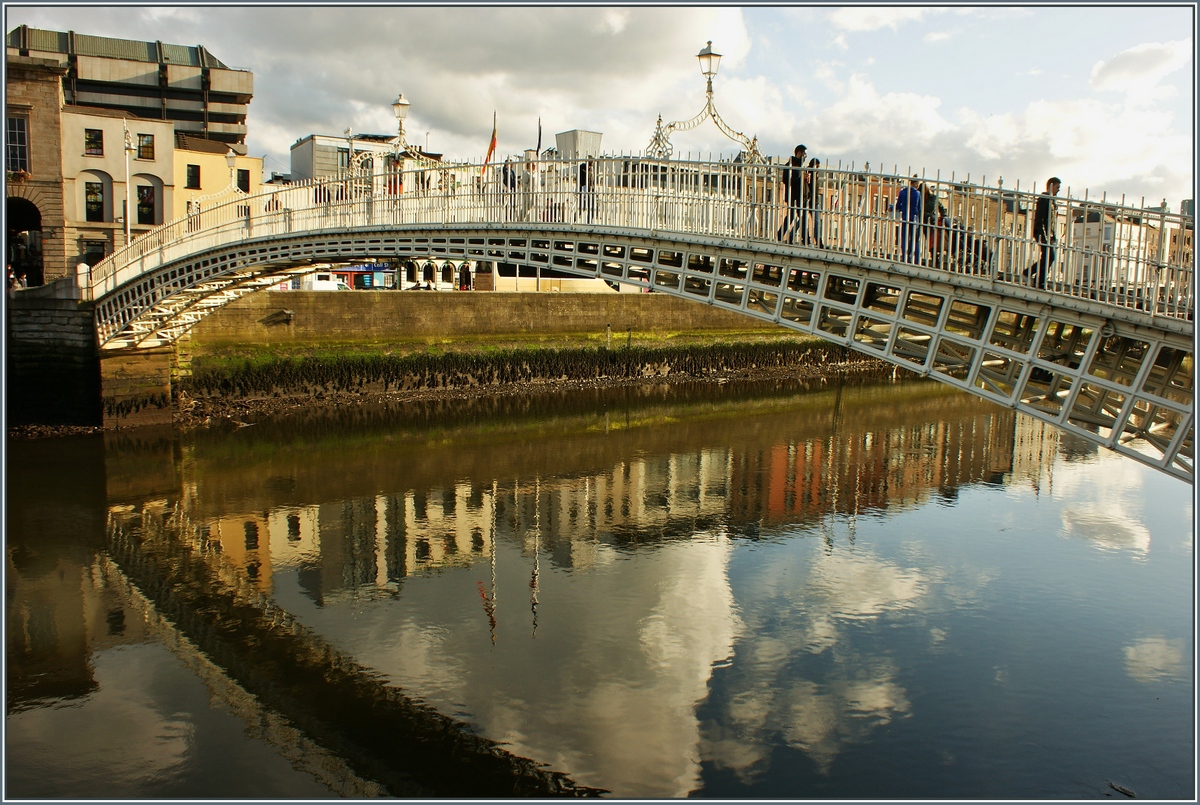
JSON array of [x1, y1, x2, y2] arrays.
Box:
[[701, 545, 925, 779]]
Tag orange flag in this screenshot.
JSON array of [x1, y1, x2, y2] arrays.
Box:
[[481, 111, 497, 176]]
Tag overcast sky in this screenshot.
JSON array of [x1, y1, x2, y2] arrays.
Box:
[[7, 4, 1196, 208]]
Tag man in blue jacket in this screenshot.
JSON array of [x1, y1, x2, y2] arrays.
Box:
[[894, 175, 922, 263]]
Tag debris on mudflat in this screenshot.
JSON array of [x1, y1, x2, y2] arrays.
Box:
[[1108, 781, 1136, 798]]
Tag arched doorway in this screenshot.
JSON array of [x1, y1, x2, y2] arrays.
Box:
[[6, 196, 43, 286]]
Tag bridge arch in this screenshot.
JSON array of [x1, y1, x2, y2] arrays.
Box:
[[75, 157, 1193, 480]]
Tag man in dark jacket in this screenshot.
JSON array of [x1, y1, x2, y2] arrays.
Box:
[[776, 144, 807, 243], [1025, 176, 1061, 289]]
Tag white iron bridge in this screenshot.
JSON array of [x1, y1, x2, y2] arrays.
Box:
[[80, 156, 1194, 481]]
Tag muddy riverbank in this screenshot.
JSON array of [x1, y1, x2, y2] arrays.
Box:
[[9, 340, 905, 440]]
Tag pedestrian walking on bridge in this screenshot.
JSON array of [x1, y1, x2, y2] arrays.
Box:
[[776, 144, 807, 243], [1024, 176, 1061, 290]]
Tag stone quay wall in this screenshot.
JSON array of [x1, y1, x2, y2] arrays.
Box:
[[9, 289, 796, 429], [183, 290, 784, 351], [6, 287, 102, 426]]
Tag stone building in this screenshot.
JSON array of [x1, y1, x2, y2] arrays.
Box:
[[6, 54, 67, 285]]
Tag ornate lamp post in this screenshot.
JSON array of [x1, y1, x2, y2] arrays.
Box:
[[646, 41, 763, 163], [347, 91, 418, 176], [391, 93, 410, 153]]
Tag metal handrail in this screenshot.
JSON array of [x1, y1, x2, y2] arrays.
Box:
[[87, 155, 1195, 320]]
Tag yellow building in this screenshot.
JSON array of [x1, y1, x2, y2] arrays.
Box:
[[172, 134, 262, 222]]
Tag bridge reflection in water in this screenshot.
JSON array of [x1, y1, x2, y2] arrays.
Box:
[[13, 380, 1106, 796]]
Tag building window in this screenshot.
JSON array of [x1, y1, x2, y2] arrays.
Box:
[[85, 181, 104, 222], [186, 163, 201, 189], [84, 129, 104, 156], [236, 168, 250, 193], [136, 185, 155, 225], [336, 147, 349, 172], [6, 117, 29, 172], [137, 134, 154, 160], [82, 240, 107, 267]]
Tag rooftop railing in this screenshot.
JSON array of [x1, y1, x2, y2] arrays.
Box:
[[86, 155, 1194, 321]]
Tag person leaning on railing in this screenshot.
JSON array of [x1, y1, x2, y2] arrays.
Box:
[[1024, 176, 1061, 290]]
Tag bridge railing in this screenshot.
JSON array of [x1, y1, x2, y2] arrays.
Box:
[[88, 155, 1194, 320]]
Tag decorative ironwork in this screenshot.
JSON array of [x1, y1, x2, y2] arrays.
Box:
[[646, 42, 764, 163]]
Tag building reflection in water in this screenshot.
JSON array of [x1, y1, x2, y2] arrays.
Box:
[[192, 405, 1060, 603]]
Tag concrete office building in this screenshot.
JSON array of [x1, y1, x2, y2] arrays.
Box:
[[554, 129, 603, 160], [6, 25, 253, 145], [289, 132, 440, 182]]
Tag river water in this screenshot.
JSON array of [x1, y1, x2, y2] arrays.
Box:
[[6, 377, 1193, 799]]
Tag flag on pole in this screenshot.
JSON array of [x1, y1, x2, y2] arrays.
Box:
[[481, 111, 497, 176], [535, 117, 542, 157]]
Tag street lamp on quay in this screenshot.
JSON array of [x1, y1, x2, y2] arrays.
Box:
[[122, 120, 135, 246], [646, 41, 763, 163], [225, 150, 239, 190]]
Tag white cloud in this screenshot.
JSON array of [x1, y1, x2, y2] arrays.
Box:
[[1046, 450, 1157, 555], [825, 7, 945, 32], [924, 30, 952, 43], [1091, 40, 1192, 98], [808, 73, 955, 161]]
